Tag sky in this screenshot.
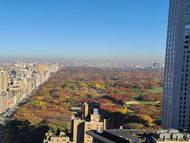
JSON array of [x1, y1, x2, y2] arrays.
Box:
[[0, 0, 169, 64]]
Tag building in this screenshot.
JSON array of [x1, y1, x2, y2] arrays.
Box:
[[0, 69, 8, 114], [8, 86, 22, 103], [0, 62, 59, 116], [43, 130, 74, 143], [87, 129, 152, 143], [81, 102, 89, 120], [103, 118, 114, 130], [162, 0, 190, 129], [0, 91, 8, 114], [36, 64, 45, 75], [152, 62, 161, 69], [71, 103, 104, 143], [147, 129, 190, 143], [0, 68, 8, 93], [71, 119, 84, 142]]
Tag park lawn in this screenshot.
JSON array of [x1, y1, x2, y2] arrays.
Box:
[[148, 88, 163, 93], [128, 100, 158, 105]]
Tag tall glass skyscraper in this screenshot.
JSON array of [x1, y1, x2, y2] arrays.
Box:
[[162, 0, 190, 129]]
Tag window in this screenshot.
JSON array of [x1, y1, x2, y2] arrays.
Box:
[[185, 25, 190, 29], [184, 46, 189, 49]]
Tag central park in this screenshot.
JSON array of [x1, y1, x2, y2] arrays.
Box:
[[0, 67, 163, 143]]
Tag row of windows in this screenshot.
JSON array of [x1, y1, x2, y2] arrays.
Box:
[[179, 106, 187, 109], [178, 115, 190, 118], [179, 110, 187, 114], [178, 124, 190, 128], [180, 26, 190, 110], [184, 50, 190, 53], [168, 36, 175, 41], [162, 0, 178, 126], [180, 96, 187, 100]]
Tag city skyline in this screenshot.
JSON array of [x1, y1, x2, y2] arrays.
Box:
[[0, 0, 169, 64]]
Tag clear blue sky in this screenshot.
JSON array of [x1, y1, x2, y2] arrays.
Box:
[[0, 0, 169, 63]]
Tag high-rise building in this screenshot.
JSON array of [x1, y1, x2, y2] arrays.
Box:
[[0, 68, 8, 92], [162, 0, 190, 129], [0, 68, 9, 114], [71, 103, 104, 143]]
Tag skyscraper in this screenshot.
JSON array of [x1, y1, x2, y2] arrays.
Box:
[[162, 0, 190, 129]]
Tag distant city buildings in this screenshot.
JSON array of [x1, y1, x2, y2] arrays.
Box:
[[147, 61, 163, 70], [162, 0, 190, 129], [0, 62, 59, 115]]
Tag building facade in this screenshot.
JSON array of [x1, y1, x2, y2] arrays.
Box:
[[0, 62, 59, 115], [0, 69, 8, 114], [162, 0, 190, 129], [71, 103, 104, 143]]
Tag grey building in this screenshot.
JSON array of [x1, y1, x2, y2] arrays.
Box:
[[162, 0, 190, 129], [86, 129, 152, 143]]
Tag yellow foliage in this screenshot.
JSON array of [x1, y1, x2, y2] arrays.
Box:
[[40, 101, 46, 105], [95, 83, 101, 89], [53, 100, 59, 103], [120, 107, 127, 114], [139, 114, 153, 126]]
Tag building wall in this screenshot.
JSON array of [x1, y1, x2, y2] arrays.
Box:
[[0, 69, 9, 114], [46, 137, 70, 143], [162, 0, 190, 129], [0, 69, 8, 92], [84, 122, 103, 143], [9, 86, 22, 103], [37, 64, 45, 74], [0, 92, 8, 114], [81, 102, 88, 120], [72, 119, 84, 143], [154, 141, 190, 143]]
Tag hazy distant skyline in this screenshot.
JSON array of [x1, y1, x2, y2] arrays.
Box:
[[0, 0, 169, 64]]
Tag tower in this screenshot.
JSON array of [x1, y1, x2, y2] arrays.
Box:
[[162, 0, 190, 129]]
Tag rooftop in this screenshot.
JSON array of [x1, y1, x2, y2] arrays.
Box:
[[87, 129, 153, 143]]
